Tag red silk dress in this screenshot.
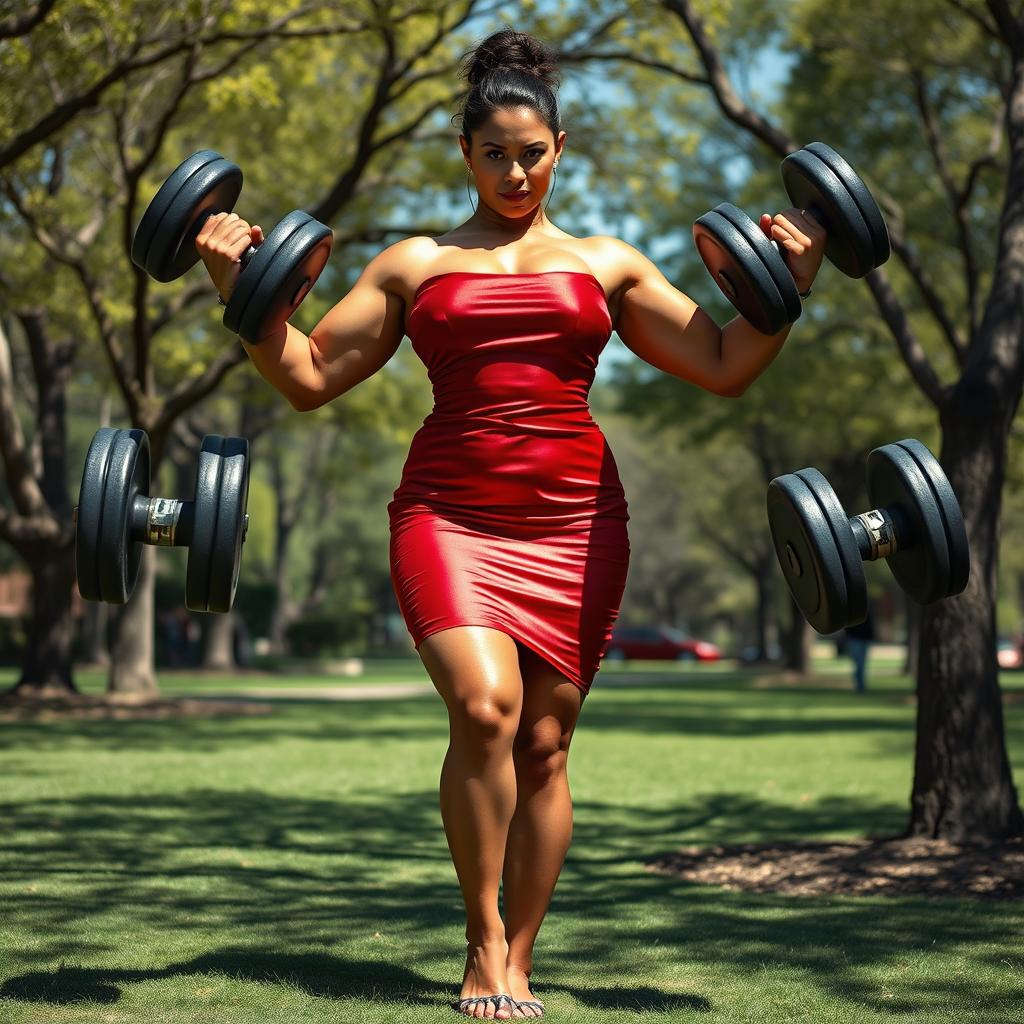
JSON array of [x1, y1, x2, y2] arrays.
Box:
[[387, 270, 630, 698]]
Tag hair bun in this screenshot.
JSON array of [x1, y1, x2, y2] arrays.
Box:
[[460, 27, 561, 91]]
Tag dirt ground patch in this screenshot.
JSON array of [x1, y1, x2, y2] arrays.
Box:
[[0, 690, 274, 721], [646, 835, 1024, 900]]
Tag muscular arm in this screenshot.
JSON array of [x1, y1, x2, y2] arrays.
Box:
[[612, 239, 792, 397], [240, 240, 413, 411]]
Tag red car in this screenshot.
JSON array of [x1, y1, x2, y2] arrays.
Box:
[[604, 625, 721, 662]]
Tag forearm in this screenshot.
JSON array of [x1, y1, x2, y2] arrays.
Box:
[[239, 322, 322, 410], [717, 314, 793, 396]]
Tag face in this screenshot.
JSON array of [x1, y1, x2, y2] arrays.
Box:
[[460, 105, 565, 216]]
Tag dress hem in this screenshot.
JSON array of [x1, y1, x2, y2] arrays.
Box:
[[412, 619, 593, 698]]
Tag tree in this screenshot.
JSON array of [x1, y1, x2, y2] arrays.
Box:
[[0, 0, 519, 697], [573, 0, 1023, 839]]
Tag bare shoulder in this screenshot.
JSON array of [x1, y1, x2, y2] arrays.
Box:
[[587, 235, 664, 290], [362, 235, 439, 302]]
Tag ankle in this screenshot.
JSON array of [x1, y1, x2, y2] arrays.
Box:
[[466, 929, 509, 948], [506, 956, 533, 976]]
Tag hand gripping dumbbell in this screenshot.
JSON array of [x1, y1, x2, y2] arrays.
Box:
[[74, 427, 251, 614], [693, 142, 891, 335], [766, 438, 970, 634], [130, 150, 333, 344]]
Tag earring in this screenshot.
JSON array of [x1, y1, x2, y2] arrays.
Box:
[[466, 169, 476, 212], [544, 163, 559, 210]]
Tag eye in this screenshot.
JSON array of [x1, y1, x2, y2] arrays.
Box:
[[485, 148, 545, 159]]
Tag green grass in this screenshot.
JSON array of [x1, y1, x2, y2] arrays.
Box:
[[0, 657, 1022, 1023]]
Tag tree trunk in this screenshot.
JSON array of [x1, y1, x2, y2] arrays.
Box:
[[107, 545, 158, 695], [200, 610, 236, 669], [753, 554, 773, 661], [782, 592, 810, 672], [910, 408, 1024, 840], [81, 600, 110, 667], [903, 597, 919, 679], [268, 517, 298, 655], [13, 541, 77, 695]]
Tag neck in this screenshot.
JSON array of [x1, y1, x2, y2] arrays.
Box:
[[463, 196, 553, 241]]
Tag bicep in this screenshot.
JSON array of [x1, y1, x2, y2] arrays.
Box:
[[305, 250, 406, 407], [615, 245, 727, 394]]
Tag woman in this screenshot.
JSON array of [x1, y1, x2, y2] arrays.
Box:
[[197, 27, 825, 1020]]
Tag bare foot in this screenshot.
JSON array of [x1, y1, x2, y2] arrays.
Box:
[[456, 936, 514, 1019], [506, 964, 544, 1018]]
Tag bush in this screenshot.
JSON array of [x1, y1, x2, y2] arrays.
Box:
[[284, 612, 367, 657]]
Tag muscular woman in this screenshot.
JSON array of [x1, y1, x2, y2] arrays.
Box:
[[196, 27, 825, 1021]]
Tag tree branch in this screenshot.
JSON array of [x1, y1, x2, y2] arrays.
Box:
[[0, 0, 57, 39], [948, 0, 1002, 40], [0, 177, 143, 418], [887, 228, 969, 365], [154, 345, 248, 436], [911, 67, 981, 340], [986, 0, 1024, 55], [0, 5, 369, 170], [660, 0, 797, 152], [559, 47, 708, 85], [0, 317, 50, 519], [864, 270, 949, 408]]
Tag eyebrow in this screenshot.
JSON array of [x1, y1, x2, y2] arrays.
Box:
[[482, 140, 547, 148]]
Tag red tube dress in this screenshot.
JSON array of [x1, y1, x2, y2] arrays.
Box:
[[387, 270, 630, 698]]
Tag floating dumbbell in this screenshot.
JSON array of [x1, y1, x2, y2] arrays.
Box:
[[693, 142, 891, 335], [130, 150, 332, 344], [766, 438, 970, 634], [75, 427, 251, 614]]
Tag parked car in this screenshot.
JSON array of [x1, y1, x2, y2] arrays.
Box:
[[605, 625, 721, 662]]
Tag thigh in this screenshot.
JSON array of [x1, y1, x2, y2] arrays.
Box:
[[514, 643, 585, 757], [418, 625, 525, 725]]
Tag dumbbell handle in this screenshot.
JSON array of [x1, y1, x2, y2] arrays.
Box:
[[131, 496, 195, 547], [849, 507, 904, 561], [191, 208, 259, 271], [769, 204, 825, 285], [124, 496, 250, 547]]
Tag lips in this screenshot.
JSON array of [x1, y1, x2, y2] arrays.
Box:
[[501, 190, 529, 199]]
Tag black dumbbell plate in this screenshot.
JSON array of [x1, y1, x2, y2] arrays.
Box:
[[867, 440, 969, 604], [780, 147, 876, 279], [185, 435, 250, 613], [767, 468, 867, 634], [693, 204, 793, 335], [223, 210, 332, 344], [76, 427, 150, 605], [714, 202, 804, 325], [802, 143, 890, 268], [131, 150, 243, 282]]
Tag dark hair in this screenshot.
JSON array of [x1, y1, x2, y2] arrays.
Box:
[[454, 28, 562, 148]]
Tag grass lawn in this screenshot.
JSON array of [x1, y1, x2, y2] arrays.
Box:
[[0, 655, 1021, 1023]]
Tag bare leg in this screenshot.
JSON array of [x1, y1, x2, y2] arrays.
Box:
[[502, 650, 584, 1017], [419, 626, 525, 1020]]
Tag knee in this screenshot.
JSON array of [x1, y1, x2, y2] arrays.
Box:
[[513, 729, 570, 784], [449, 692, 520, 748]]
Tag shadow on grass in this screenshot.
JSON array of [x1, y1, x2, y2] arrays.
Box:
[[1, 788, 1021, 1019], [0, 682, 928, 755], [0, 949, 710, 1014]]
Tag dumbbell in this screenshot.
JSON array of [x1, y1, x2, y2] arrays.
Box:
[[130, 150, 332, 344], [693, 142, 891, 335], [766, 438, 970, 634], [74, 427, 251, 614]]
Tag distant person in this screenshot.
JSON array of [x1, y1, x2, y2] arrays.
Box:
[[845, 607, 875, 693]]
